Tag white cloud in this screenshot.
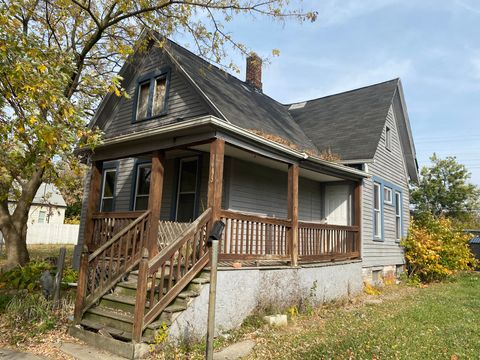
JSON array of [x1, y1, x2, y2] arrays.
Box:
[[470, 54, 480, 80], [310, 0, 401, 27], [264, 55, 414, 102], [318, 58, 414, 96]]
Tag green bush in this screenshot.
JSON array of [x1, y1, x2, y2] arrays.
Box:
[[0, 261, 78, 291], [0, 261, 53, 291], [402, 214, 477, 283]]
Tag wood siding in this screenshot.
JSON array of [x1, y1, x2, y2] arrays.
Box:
[[362, 105, 410, 267], [101, 46, 211, 139], [227, 158, 325, 222]]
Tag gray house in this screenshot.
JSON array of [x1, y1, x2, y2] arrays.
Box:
[[71, 36, 418, 357]]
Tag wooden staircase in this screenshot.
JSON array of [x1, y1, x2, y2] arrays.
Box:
[[71, 208, 214, 359], [76, 269, 209, 340]]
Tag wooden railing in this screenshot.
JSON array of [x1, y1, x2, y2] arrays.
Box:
[[132, 208, 212, 341], [218, 209, 291, 260], [90, 211, 145, 251], [298, 222, 360, 262], [74, 211, 151, 322]]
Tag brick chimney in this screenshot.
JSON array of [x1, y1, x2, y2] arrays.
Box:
[[246, 53, 262, 91]]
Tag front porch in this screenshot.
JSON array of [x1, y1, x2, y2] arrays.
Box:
[[74, 135, 365, 344]]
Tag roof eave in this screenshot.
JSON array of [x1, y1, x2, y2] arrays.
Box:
[[88, 115, 368, 180]]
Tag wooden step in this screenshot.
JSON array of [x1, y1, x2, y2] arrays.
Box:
[[100, 293, 149, 313], [80, 318, 133, 342]]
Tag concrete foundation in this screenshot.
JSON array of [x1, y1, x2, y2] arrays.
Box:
[[362, 264, 404, 285], [168, 260, 362, 343]]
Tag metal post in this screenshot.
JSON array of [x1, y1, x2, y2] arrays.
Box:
[[205, 220, 225, 360]]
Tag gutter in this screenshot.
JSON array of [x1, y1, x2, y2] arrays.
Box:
[[90, 115, 369, 179]]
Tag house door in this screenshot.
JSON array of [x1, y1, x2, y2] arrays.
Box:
[[175, 158, 199, 222], [325, 184, 350, 225]]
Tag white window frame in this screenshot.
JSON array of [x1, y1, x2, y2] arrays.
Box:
[[373, 182, 382, 239], [384, 186, 392, 204], [38, 210, 46, 224], [385, 126, 391, 150], [100, 168, 116, 212], [395, 191, 402, 241], [175, 158, 199, 222], [133, 163, 151, 211]]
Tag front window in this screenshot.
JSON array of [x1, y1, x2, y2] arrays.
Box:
[[134, 71, 169, 121], [100, 169, 116, 212], [134, 163, 151, 211], [373, 182, 382, 239], [395, 191, 402, 241]]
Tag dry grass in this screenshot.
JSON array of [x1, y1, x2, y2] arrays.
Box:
[[0, 244, 75, 268], [248, 129, 342, 162]]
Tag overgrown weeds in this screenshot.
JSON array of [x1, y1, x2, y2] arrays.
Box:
[[1, 291, 74, 344]]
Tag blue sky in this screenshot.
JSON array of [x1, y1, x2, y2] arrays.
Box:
[[181, 0, 480, 185]]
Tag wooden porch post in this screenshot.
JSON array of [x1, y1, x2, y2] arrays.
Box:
[[207, 138, 225, 221], [147, 151, 165, 258], [74, 160, 102, 323], [83, 160, 103, 249], [354, 180, 362, 258], [288, 164, 299, 266]]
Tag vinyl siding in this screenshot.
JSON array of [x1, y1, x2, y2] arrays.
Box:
[[362, 105, 410, 267], [227, 158, 323, 221], [101, 46, 211, 139]]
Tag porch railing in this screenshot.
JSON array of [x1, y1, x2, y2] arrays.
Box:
[[218, 209, 291, 260], [298, 222, 360, 262], [132, 208, 212, 341], [90, 211, 145, 251], [74, 210, 151, 322]]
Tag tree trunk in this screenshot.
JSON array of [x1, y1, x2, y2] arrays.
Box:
[[0, 167, 44, 268], [3, 225, 29, 267]]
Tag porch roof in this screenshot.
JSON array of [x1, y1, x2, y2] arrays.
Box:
[[89, 115, 369, 180]]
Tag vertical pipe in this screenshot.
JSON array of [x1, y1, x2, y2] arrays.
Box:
[[206, 239, 219, 360]]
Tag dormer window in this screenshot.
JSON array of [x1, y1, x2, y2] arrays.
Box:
[[134, 69, 170, 122]]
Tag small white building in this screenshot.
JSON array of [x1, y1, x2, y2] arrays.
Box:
[[1, 183, 72, 246], [25, 183, 67, 225]]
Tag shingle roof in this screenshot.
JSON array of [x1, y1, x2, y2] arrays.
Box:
[[470, 236, 480, 245], [33, 183, 67, 207], [287, 79, 399, 160], [164, 40, 317, 152]]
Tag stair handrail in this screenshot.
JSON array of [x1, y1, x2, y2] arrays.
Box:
[[132, 208, 213, 341], [88, 210, 151, 262], [74, 210, 151, 322]]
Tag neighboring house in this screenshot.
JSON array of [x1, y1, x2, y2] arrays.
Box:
[[26, 183, 67, 225], [71, 36, 418, 356], [0, 183, 67, 245], [468, 231, 480, 261]]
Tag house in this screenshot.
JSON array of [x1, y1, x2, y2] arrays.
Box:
[[71, 35, 418, 357], [468, 231, 480, 262], [0, 183, 67, 246]]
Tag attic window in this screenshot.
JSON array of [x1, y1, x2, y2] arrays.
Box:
[[134, 69, 170, 122], [385, 126, 391, 150]]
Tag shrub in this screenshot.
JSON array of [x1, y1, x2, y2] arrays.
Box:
[[0, 261, 78, 291], [0, 261, 53, 291], [402, 214, 477, 282]]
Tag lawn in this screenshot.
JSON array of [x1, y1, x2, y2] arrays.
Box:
[[246, 273, 480, 360], [0, 244, 75, 268]]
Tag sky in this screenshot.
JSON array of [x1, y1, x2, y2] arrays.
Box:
[[178, 0, 480, 186]]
